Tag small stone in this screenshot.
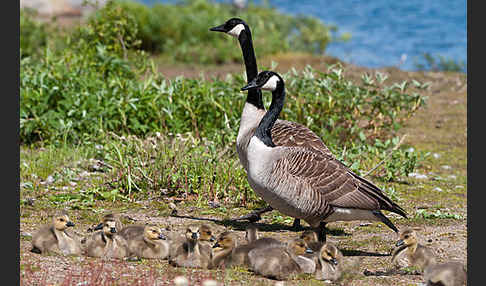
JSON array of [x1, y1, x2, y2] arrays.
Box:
[[448, 175, 457, 180], [441, 165, 452, 170], [433, 187, 443, 192], [433, 153, 441, 159], [173, 276, 189, 286], [408, 172, 428, 179], [406, 147, 415, 153], [455, 185, 464, 189], [46, 175, 55, 184], [202, 280, 219, 286]]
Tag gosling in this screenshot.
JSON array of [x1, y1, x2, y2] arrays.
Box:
[[248, 238, 316, 280], [424, 261, 467, 286], [85, 215, 129, 259], [30, 211, 82, 256], [227, 227, 283, 268], [169, 224, 212, 269], [392, 228, 437, 272], [127, 225, 169, 260], [314, 242, 343, 282], [209, 231, 238, 269]]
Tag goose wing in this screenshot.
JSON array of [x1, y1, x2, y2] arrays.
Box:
[[274, 148, 407, 218], [272, 120, 333, 157]]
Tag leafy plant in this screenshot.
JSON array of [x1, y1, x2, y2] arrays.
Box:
[[414, 52, 466, 73], [415, 209, 463, 220]]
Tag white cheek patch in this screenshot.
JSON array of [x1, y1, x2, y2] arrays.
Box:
[[227, 23, 245, 38], [261, 75, 280, 91]]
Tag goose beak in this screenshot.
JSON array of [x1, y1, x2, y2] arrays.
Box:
[[396, 240, 404, 247], [241, 78, 259, 91], [158, 233, 167, 240], [305, 248, 314, 254], [66, 221, 75, 227], [110, 227, 117, 233], [209, 24, 226, 32], [191, 233, 198, 240], [330, 258, 338, 265], [210, 236, 216, 242], [93, 223, 103, 231], [212, 242, 221, 248]]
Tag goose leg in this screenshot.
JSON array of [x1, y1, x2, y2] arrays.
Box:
[[230, 205, 274, 222], [291, 218, 303, 231], [315, 222, 327, 242]]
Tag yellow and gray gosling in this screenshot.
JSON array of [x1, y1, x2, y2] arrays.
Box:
[[31, 210, 82, 256], [314, 242, 343, 282], [169, 224, 212, 269], [392, 228, 437, 272], [225, 226, 283, 268], [85, 215, 129, 259], [423, 261, 467, 286], [209, 231, 239, 269], [127, 225, 169, 260], [248, 238, 315, 280]]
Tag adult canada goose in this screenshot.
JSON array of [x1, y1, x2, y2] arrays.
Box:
[[392, 228, 437, 272], [169, 224, 212, 269], [210, 18, 334, 228], [30, 211, 82, 256], [240, 70, 408, 242], [424, 261, 467, 286], [248, 238, 316, 280], [314, 242, 343, 281], [86, 215, 129, 259], [127, 225, 169, 260]]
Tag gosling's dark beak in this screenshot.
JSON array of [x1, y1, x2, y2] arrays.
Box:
[[209, 24, 226, 32], [66, 221, 75, 227], [396, 240, 404, 247], [212, 242, 221, 248], [330, 258, 338, 265], [159, 233, 167, 240], [110, 227, 117, 233], [210, 236, 216, 242], [191, 233, 198, 240], [305, 248, 314, 254], [93, 223, 103, 231], [241, 78, 260, 91]]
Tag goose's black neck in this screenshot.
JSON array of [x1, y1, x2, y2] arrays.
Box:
[[254, 82, 285, 147], [238, 25, 264, 110]]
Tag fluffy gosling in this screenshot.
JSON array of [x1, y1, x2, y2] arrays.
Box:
[[86, 215, 129, 259], [127, 225, 169, 260], [248, 238, 315, 280], [314, 242, 343, 282], [31, 211, 82, 256], [424, 261, 467, 286], [392, 228, 437, 272], [169, 224, 212, 268]]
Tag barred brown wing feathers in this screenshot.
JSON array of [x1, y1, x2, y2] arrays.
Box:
[[278, 149, 404, 213], [271, 120, 332, 156]]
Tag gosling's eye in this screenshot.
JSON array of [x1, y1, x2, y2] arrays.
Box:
[[59, 218, 65, 222], [404, 235, 409, 239]]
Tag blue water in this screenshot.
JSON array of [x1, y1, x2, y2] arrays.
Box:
[[138, 0, 467, 72]]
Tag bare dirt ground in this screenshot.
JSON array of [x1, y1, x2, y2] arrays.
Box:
[[19, 54, 467, 285]]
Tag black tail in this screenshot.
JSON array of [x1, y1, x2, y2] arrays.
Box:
[[373, 210, 399, 232], [352, 172, 408, 219]]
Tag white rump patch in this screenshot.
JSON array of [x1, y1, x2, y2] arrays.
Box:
[[227, 23, 245, 38], [261, 75, 280, 91], [324, 208, 379, 222]]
